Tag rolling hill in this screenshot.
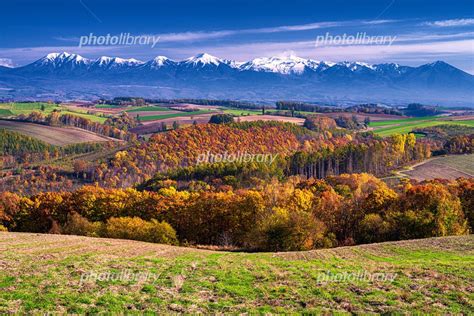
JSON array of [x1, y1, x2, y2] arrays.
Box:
[[0, 120, 112, 145], [1, 232, 472, 313]]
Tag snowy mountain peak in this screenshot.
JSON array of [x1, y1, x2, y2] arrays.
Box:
[[95, 56, 113, 65], [37, 52, 90, 68], [151, 56, 171, 65], [93, 56, 144, 68], [338, 61, 375, 71], [185, 53, 222, 66], [240, 55, 330, 75]]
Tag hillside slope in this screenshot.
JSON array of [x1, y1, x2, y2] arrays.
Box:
[[0, 233, 472, 313], [0, 120, 112, 145]]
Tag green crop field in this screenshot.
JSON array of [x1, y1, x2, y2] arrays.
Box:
[[0, 103, 107, 123], [220, 108, 262, 116], [94, 104, 124, 109], [0, 109, 14, 116], [0, 233, 472, 313], [138, 110, 212, 121], [0, 102, 60, 115], [368, 116, 440, 127], [60, 110, 107, 123], [370, 116, 474, 137]]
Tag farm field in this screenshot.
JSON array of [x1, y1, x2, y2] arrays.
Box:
[[220, 108, 262, 116], [370, 116, 474, 136], [137, 110, 215, 122], [368, 116, 440, 127], [126, 105, 170, 112], [130, 114, 216, 134], [238, 115, 305, 125], [0, 232, 472, 313], [0, 120, 111, 145], [400, 154, 474, 181], [60, 110, 107, 123], [0, 103, 107, 123], [0, 102, 60, 115], [304, 112, 405, 122], [94, 104, 124, 109]]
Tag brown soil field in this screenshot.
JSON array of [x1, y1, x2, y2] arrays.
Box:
[[130, 114, 215, 134], [167, 103, 222, 111], [439, 115, 474, 121], [0, 120, 112, 145], [400, 154, 474, 181], [62, 104, 125, 115]]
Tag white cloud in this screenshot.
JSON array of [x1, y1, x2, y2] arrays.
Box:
[[424, 18, 474, 27]]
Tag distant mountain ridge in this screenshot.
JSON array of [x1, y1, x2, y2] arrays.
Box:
[[0, 52, 472, 106]]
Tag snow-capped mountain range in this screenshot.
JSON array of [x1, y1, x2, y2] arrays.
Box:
[[13, 52, 405, 75], [0, 52, 473, 106]]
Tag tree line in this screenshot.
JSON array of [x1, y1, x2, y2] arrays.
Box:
[[1, 174, 471, 251], [16, 111, 136, 141]]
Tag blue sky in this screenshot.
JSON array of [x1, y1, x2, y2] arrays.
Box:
[[0, 0, 473, 72]]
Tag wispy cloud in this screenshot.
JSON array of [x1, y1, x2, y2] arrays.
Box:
[[54, 19, 397, 45], [394, 31, 474, 42], [424, 18, 474, 27]]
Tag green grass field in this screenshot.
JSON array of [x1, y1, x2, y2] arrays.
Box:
[[368, 116, 440, 127], [0, 103, 106, 123], [94, 104, 124, 109], [0, 109, 14, 116], [370, 116, 474, 137], [0, 102, 60, 115], [220, 108, 262, 116], [138, 110, 212, 121], [60, 110, 107, 123], [1, 233, 472, 313]]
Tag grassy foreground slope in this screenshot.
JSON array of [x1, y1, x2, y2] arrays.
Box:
[[0, 233, 473, 313]]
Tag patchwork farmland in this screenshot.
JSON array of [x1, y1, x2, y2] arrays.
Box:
[[369, 116, 474, 136]]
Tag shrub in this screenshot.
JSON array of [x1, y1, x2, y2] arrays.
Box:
[[104, 217, 177, 245], [303, 116, 337, 132], [357, 213, 392, 243], [256, 207, 326, 251], [209, 114, 234, 124], [62, 212, 102, 237], [146, 220, 178, 245], [0, 225, 7, 232]]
